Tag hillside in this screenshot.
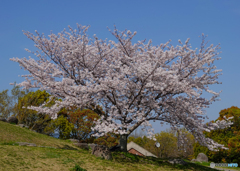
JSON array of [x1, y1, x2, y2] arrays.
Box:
[[0, 121, 227, 171]]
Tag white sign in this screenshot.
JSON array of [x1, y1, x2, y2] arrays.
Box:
[[155, 142, 160, 148]]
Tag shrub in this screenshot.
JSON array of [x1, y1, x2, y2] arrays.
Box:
[[70, 164, 87, 171]]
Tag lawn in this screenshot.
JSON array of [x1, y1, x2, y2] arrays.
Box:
[[0, 121, 233, 171]]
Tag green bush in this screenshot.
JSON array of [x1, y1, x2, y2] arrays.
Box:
[[70, 164, 87, 171], [193, 106, 240, 164]]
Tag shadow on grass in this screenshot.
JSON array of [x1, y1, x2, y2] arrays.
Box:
[[56, 144, 79, 151], [0, 141, 19, 146], [111, 151, 220, 171]]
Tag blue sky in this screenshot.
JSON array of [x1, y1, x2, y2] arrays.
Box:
[[0, 0, 239, 136]]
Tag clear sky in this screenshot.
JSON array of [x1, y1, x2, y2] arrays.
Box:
[[0, 0, 239, 136]]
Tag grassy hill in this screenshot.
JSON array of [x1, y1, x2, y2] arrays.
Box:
[[0, 121, 235, 171]]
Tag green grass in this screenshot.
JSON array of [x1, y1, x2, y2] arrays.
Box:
[[0, 121, 77, 149], [0, 120, 235, 171]]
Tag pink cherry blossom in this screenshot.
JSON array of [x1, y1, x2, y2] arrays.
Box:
[[10, 24, 233, 151]]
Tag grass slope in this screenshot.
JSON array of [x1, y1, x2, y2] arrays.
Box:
[[0, 121, 236, 171]]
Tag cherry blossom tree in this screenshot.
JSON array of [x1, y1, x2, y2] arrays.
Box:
[[10, 24, 233, 152]]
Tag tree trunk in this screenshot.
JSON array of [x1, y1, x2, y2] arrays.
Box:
[[119, 134, 128, 152]]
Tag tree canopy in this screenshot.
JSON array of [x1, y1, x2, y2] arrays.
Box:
[[0, 89, 11, 119], [16, 89, 61, 133], [10, 24, 233, 152], [0, 82, 30, 119]]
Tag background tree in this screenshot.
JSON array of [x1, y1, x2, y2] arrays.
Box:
[[153, 130, 178, 158], [44, 114, 75, 139], [127, 127, 195, 159], [93, 132, 120, 148], [142, 128, 195, 159], [10, 82, 31, 117], [68, 107, 101, 141], [174, 128, 196, 159], [67, 104, 121, 147], [11, 24, 233, 152], [193, 106, 240, 163], [0, 89, 11, 119], [0, 82, 29, 119], [127, 127, 196, 159], [45, 103, 120, 145], [16, 90, 61, 133], [141, 137, 156, 156]]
